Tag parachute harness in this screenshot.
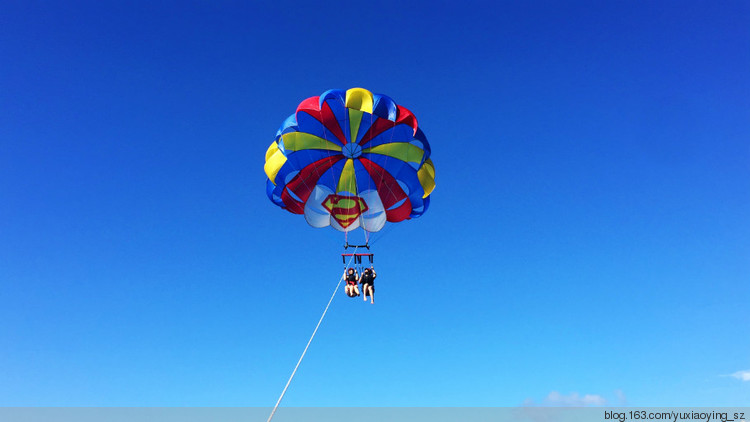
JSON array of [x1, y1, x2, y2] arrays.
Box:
[[266, 247, 358, 422], [342, 252, 374, 275]]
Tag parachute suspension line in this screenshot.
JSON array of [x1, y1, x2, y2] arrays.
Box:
[[368, 220, 395, 247], [300, 117, 324, 216], [309, 104, 335, 209], [319, 104, 339, 222], [290, 103, 330, 224], [365, 111, 373, 233], [265, 247, 359, 422], [369, 114, 399, 234]]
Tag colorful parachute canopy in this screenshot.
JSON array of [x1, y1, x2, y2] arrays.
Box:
[[264, 88, 435, 232]]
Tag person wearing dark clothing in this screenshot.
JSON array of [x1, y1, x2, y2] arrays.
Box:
[[359, 267, 376, 304], [344, 267, 360, 297]]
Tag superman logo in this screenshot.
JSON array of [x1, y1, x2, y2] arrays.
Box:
[[322, 194, 369, 228]]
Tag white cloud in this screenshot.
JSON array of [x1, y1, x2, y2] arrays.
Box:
[[614, 389, 627, 405], [546, 391, 607, 406], [730, 370, 750, 381], [524, 391, 608, 407]]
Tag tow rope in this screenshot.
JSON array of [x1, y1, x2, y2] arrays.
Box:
[[265, 247, 358, 422]]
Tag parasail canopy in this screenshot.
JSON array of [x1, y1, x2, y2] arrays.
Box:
[[264, 88, 435, 232]]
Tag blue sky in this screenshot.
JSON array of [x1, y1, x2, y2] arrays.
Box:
[[1, 0, 749, 407]]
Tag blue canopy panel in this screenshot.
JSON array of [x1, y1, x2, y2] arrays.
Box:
[[319, 89, 347, 107], [361, 123, 415, 150], [413, 195, 430, 218], [266, 179, 285, 207], [360, 152, 426, 215], [322, 98, 352, 145], [295, 111, 347, 147], [352, 159, 377, 195], [275, 113, 298, 139], [316, 158, 348, 193], [413, 127, 431, 166], [271, 149, 341, 200], [372, 94, 398, 121], [352, 110, 377, 145]]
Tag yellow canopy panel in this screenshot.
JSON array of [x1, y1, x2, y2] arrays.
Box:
[[417, 158, 435, 198]]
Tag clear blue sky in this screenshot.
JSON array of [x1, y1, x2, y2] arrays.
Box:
[[1, 0, 748, 407]]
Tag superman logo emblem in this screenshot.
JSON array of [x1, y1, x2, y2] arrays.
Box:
[[322, 194, 369, 228]]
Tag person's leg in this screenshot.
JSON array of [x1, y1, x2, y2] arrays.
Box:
[[362, 283, 368, 301], [368, 286, 374, 304], [354, 285, 360, 296]]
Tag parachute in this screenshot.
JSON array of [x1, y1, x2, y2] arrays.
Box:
[[264, 88, 436, 233]]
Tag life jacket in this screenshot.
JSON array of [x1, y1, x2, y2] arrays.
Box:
[[361, 271, 374, 284], [346, 272, 357, 284]]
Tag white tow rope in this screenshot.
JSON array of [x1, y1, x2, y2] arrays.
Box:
[[265, 247, 358, 422]]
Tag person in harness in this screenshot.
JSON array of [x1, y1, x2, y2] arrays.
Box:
[[344, 267, 360, 297], [359, 266, 376, 304]]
